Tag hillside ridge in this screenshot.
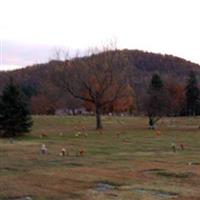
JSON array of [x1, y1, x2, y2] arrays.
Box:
[[1, 49, 200, 114]]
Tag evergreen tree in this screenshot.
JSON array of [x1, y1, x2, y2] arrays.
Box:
[[20, 82, 37, 99], [0, 79, 33, 137], [146, 74, 169, 128], [185, 71, 200, 115], [150, 73, 163, 90]]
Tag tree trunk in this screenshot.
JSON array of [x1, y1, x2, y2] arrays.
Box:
[[12, 131, 16, 137], [148, 117, 155, 129], [96, 105, 103, 129], [72, 108, 76, 116]]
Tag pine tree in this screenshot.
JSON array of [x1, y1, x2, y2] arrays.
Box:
[[150, 73, 163, 90], [146, 74, 169, 128], [0, 79, 33, 137], [185, 71, 200, 115]]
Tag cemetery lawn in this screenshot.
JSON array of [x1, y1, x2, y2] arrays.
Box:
[[1, 116, 200, 200]]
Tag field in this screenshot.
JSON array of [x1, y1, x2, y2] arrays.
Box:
[[1, 116, 200, 200]]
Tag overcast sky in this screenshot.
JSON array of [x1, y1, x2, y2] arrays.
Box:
[[0, 0, 200, 70]]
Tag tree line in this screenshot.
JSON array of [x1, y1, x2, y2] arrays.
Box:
[[0, 49, 199, 116], [0, 69, 198, 137], [147, 71, 200, 128]]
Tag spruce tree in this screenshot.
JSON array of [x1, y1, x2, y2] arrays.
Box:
[[147, 74, 169, 128], [185, 71, 200, 115], [0, 79, 33, 137], [150, 73, 163, 90]]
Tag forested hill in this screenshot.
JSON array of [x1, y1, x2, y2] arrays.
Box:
[[123, 49, 200, 93], [1, 49, 200, 114]]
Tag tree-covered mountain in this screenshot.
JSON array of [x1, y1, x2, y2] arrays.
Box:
[[1, 49, 200, 114]]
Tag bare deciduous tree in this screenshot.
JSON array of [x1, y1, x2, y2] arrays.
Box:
[[57, 49, 130, 129]]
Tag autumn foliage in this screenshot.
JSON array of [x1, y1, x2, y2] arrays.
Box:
[[84, 83, 135, 114], [31, 95, 55, 115], [166, 81, 185, 116]]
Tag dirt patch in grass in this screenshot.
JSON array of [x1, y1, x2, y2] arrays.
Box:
[[133, 188, 178, 198], [7, 196, 32, 200], [142, 168, 165, 173], [156, 171, 195, 179], [67, 162, 84, 167], [0, 167, 28, 175], [141, 167, 195, 180]]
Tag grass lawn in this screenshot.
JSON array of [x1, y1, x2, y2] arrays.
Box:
[[1, 115, 200, 200]]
